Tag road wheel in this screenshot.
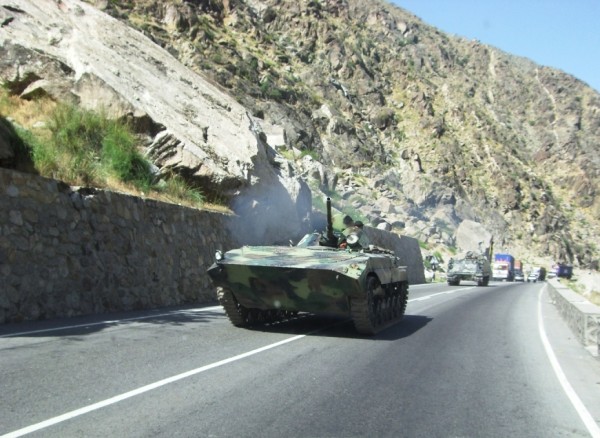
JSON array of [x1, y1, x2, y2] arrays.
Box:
[[396, 281, 408, 318], [217, 287, 249, 327], [351, 276, 379, 335], [351, 278, 408, 335]]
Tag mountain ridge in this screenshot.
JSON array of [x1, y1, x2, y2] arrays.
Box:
[[1, 0, 598, 271]]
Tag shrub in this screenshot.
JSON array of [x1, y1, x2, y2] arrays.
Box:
[[100, 122, 153, 188], [43, 105, 153, 188], [154, 173, 204, 207], [2, 90, 211, 209]]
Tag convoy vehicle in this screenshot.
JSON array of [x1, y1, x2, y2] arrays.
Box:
[[511, 259, 524, 281], [537, 267, 547, 281], [514, 260, 523, 273], [207, 198, 410, 335], [492, 253, 515, 281], [446, 251, 491, 286], [556, 264, 573, 279], [528, 266, 546, 282]]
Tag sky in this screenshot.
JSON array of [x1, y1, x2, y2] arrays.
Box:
[[392, 0, 600, 93]]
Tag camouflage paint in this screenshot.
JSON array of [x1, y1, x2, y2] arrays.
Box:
[[446, 251, 491, 286], [208, 245, 407, 316]]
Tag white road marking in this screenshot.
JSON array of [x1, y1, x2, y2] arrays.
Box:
[[3, 284, 472, 338], [537, 286, 600, 438], [1, 287, 499, 436], [4, 285, 480, 338], [0, 306, 222, 338], [0, 332, 308, 438], [409, 287, 475, 301]]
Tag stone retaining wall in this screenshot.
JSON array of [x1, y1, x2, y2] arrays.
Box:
[[0, 168, 234, 324], [1, 168, 426, 324], [547, 278, 600, 357]]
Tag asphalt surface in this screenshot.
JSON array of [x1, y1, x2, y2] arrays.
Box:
[[1, 281, 599, 437]]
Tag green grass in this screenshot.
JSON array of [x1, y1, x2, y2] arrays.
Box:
[[299, 148, 319, 160], [4, 97, 207, 209], [3, 120, 35, 164], [155, 172, 204, 205], [35, 104, 154, 189]]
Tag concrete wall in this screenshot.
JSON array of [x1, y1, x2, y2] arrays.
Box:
[[547, 279, 600, 357], [0, 168, 234, 324]]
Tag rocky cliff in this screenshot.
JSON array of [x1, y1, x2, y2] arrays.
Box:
[[1, 0, 598, 269], [0, 0, 312, 243]]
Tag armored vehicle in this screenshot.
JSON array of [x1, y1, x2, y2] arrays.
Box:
[[207, 198, 409, 335], [446, 251, 491, 286]]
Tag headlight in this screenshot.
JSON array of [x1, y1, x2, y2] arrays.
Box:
[[215, 250, 224, 261]]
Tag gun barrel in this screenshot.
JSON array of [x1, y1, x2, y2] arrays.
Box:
[[326, 197, 334, 241]]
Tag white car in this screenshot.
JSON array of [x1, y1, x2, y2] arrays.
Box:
[[527, 273, 538, 283]]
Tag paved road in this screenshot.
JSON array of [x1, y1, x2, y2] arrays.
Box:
[[1, 281, 599, 437]]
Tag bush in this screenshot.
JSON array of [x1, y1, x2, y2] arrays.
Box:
[[156, 173, 204, 206], [41, 105, 153, 188], [0, 88, 210, 207], [100, 122, 152, 188]]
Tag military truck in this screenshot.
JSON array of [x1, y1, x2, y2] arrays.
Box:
[[446, 251, 492, 286], [207, 198, 409, 335]]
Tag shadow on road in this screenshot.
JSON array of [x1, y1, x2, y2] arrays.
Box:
[[2, 304, 435, 341], [0, 303, 223, 338], [247, 313, 433, 341], [376, 314, 434, 340]]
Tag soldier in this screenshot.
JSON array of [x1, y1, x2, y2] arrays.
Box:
[[342, 215, 355, 235], [353, 221, 370, 248], [337, 215, 355, 249], [341, 218, 370, 249]]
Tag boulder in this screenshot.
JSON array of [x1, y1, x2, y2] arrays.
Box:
[[456, 220, 493, 254], [0, 0, 311, 242]]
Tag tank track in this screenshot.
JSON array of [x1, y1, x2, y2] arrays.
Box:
[[351, 277, 409, 335], [217, 287, 298, 327]]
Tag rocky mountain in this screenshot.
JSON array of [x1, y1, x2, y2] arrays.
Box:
[[1, 0, 599, 270]]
